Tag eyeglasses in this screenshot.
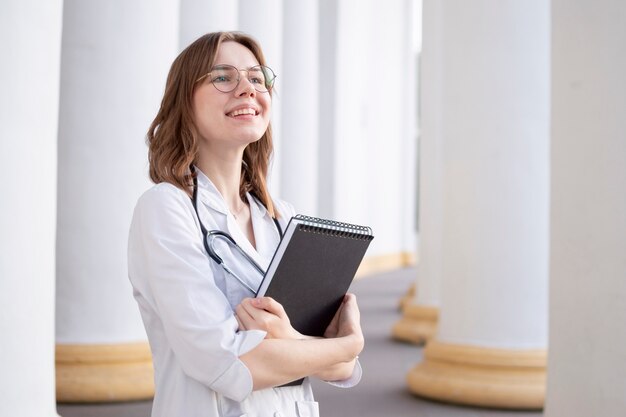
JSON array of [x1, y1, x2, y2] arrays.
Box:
[[195, 64, 276, 93]]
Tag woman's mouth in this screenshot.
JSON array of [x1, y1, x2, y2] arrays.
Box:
[[227, 107, 259, 117]]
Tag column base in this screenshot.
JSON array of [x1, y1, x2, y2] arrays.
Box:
[[397, 283, 416, 310], [356, 252, 416, 278], [407, 340, 546, 409], [391, 303, 438, 345], [56, 342, 154, 402]]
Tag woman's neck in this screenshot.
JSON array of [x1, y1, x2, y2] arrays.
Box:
[[196, 146, 247, 210]]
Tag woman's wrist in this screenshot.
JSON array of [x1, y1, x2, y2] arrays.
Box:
[[339, 333, 364, 362]]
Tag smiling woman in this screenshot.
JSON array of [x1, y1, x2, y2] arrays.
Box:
[[128, 31, 364, 417]]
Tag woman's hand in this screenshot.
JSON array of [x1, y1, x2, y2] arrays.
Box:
[[235, 297, 302, 340], [324, 293, 364, 357]]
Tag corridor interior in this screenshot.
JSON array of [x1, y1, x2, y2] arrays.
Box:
[[57, 267, 543, 417]]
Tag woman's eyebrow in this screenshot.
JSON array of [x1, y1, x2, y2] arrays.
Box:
[[212, 63, 260, 70]]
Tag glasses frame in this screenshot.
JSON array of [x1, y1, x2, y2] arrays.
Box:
[[195, 64, 276, 93]]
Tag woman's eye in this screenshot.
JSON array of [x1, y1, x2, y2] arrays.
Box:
[[212, 75, 230, 83], [250, 77, 264, 84]]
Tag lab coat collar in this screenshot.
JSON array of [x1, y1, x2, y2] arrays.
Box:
[[194, 168, 230, 216], [247, 192, 268, 218], [194, 167, 277, 269], [195, 167, 269, 219]]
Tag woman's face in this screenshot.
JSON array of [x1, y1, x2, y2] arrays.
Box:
[[192, 41, 272, 151]]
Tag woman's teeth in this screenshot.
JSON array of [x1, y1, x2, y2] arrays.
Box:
[[228, 108, 256, 117]]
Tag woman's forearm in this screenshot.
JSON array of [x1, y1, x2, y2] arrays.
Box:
[[240, 333, 362, 390], [312, 358, 357, 381]]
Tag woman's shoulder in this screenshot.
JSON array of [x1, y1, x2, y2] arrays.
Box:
[[272, 197, 297, 220], [134, 182, 193, 217]]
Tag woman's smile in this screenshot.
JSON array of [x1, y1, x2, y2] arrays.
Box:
[[226, 105, 260, 118]]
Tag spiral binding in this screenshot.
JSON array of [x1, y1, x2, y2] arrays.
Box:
[[294, 214, 373, 240]]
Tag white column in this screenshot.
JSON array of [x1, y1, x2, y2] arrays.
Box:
[[279, 0, 319, 214], [331, 0, 418, 272], [393, 0, 441, 344], [318, 0, 339, 219], [0, 1, 62, 416], [408, 0, 549, 409], [238, 0, 284, 194], [546, 1, 626, 415], [179, 0, 238, 49], [55, 0, 179, 402]]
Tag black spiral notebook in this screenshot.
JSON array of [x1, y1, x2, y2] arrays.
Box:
[[256, 215, 374, 337]]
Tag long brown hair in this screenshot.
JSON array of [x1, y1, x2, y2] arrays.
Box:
[[147, 31, 278, 217]]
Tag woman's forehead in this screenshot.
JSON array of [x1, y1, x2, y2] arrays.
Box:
[[214, 41, 260, 68]]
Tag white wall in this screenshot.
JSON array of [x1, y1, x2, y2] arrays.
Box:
[[546, 0, 626, 414], [179, 0, 238, 48]]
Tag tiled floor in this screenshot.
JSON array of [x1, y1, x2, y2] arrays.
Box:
[[57, 267, 543, 417]]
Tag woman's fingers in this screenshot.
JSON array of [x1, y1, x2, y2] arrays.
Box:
[[235, 297, 296, 339], [251, 297, 287, 319], [324, 297, 344, 338], [235, 314, 246, 331], [335, 293, 363, 338], [235, 302, 256, 329]]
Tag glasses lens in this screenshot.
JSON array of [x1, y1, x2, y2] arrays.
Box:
[[210, 66, 239, 92], [249, 66, 275, 92]]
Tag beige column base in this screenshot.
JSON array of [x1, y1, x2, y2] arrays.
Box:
[[407, 340, 546, 409], [392, 302, 438, 345], [356, 252, 416, 279], [56, 342, 154, 402], [397, 283, 416, 310]]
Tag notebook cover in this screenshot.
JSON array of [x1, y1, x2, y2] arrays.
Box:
[[262, 222, 373, 337]]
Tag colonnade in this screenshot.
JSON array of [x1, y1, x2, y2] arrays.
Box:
[[0, 0, 418, 414], [3, 0, 624, 415], [394, 0, 626, 414]]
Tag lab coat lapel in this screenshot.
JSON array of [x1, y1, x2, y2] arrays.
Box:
[[247, 194, 280, 271], [195, 169, 274, 288]]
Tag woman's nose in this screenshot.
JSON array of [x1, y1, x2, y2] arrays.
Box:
[[235, 75, 256, 97]]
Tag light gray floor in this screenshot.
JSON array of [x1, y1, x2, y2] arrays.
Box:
[[57, 267, 543, 417]]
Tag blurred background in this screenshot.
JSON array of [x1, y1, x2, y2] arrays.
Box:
[[1, 0, 624, 416]]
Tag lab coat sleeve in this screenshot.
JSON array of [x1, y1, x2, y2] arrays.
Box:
[[324, 358, 363, 388], [128, 184, 264, 402]]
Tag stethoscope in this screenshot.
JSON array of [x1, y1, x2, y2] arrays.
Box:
[[191, 175, 283, 295]]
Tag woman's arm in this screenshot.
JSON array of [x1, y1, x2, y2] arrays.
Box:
[[237, 294, 364, 389]]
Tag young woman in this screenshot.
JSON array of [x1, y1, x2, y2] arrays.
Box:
[[128, 31, 364, 417]]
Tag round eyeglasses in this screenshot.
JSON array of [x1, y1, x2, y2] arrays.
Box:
[[195, 64, 276, 93]]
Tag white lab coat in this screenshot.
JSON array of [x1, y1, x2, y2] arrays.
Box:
[[128, 169, 360, 417]]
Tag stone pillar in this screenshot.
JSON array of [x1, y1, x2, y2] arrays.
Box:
[[325, 0, 419, 273], [0, 1, 62, 416], [407, 0, 549, 409], [279, 0, 319, 214], [179, 0, 238, 49], [318, 0, 339, 219], [545, 1, 626, 415], [55, 0, 179, 402], [238, 0, 284, 194], [393, 0, 441, 345]]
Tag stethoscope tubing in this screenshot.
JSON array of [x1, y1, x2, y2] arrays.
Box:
[[191, 173, 283, 295], [206, 231, 264, 295]]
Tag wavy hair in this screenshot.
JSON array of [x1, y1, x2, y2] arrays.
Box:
[[147, 31, 278, 217]]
